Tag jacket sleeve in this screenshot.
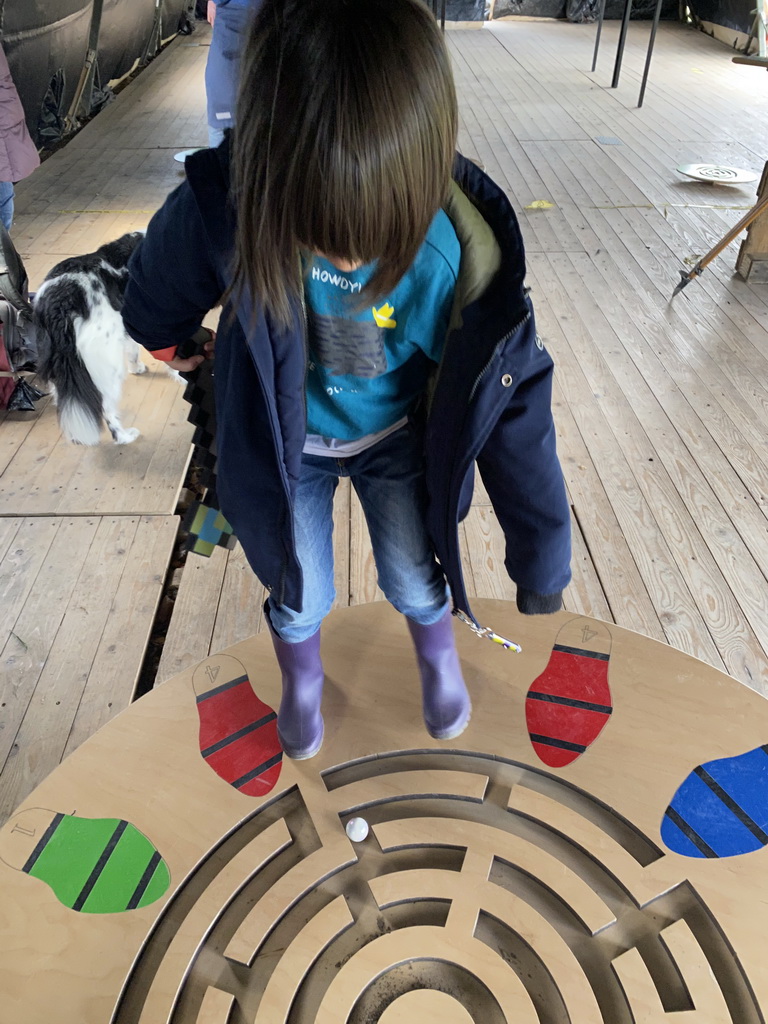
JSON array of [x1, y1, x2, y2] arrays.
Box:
[[122, 181, 224, 361], [0, 48, 40, 182], [475, 336, 572, 613]]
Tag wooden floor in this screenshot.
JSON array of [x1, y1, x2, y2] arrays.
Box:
[[0, 32, 213, 819], [1, 17, 767, 820]]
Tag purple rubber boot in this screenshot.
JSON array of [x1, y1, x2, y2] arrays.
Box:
[[406, 608, 472, 740], [265, 608, 325, 760]]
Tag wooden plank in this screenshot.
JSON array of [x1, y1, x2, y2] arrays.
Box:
[[0, 517, 22, 569], [562, 509, 613, 620], [14, 40, 208, 234], [490, 19, 768, 159], [126, 389, 193, 517], [332, 476, 352, 610], [0, 515, 175, 822], [580, 204, 768, 479], [560, 385, 720, 667], [604, 204, 768, 391], [0, 518, 100, 784], [551, 376, 667, 643], [462, 506, 517, 603], [458, 28, 589, 144], [209, 542, 267, 653], [737, 164, 768, 280], [0, 518, 61, 646], [349, 486, 386, 606], [156, 543, 228, 685], [0, 393, 54, 478], [449, 38, 587, 255], [62, 516, 179, 756], [512, 134, 768, 655], [0, 393, 71, 512]]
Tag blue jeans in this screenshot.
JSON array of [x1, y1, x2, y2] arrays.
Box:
[[205, 1, 255, 144], [0, 181, 14, 231], [268, 425, 449, 642]]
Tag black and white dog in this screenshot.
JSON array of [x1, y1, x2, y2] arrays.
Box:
[[34, 232, 148, 445]]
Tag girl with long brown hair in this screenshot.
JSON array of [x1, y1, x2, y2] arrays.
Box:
[[123, 0, 571, 759]]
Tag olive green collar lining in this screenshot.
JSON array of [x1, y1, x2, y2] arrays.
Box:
[[443, 179, 502, 332]]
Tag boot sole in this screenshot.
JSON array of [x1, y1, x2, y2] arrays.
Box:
[[278, 725, 324, 761], [426, 706, 472, 742]]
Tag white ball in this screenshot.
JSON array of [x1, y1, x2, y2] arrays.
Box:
[[345, 817, 369, 842]]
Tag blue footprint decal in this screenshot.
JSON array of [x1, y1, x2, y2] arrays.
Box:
[[662, 744, 768, 858]]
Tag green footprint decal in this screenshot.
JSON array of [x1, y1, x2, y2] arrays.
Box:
[[0, 808, 170, 913]]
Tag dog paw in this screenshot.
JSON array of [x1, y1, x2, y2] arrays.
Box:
[[130, 362, 148, 375], [115, 428, 140, 444]]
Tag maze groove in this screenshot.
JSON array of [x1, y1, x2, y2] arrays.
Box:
[[108, 751, 758, 1024]]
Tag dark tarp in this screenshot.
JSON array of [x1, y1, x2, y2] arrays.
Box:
[[444, 0, 487, 19], [687, 0, 753, 33], [2, 0, 94, 146], [0, 0, 192, 147], [493, 0, 677, 17], [96, 0, 158, 85], [162, 0, 192, 40]]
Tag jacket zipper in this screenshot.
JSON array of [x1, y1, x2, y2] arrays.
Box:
[[468, 309, 531, 404]]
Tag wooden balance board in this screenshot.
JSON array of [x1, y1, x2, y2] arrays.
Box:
[[2, 599, 768, 1023]]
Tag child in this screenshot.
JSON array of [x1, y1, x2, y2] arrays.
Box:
[[122, 0, 572, 760]]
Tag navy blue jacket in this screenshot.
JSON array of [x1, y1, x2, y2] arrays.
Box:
[[122, 144, 572, 625]]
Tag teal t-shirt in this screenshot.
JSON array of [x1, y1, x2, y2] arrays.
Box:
[[303, 209, 461, 442]]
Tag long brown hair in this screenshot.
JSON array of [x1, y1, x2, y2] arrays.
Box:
[[231, 0, 458, 328]]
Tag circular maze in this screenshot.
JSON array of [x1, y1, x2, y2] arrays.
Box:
[[694, 165, 743, 181], [110, 750, 761, 1024]]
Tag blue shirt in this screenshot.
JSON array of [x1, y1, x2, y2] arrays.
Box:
[[303, 209, 461, 441]]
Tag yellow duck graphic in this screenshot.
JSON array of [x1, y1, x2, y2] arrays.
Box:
[[372, 302, 396, 328]]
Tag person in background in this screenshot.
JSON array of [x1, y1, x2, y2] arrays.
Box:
[[175, 0, 260, 161], [204, 0, 262, 148], [0, 44, 39, 231]]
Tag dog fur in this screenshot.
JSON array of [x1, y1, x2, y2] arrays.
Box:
[[34, 232, 147, 445]]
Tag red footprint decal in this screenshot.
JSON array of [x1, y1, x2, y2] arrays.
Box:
[[193, 654, 282, 796], [525, 618, 612, 768]]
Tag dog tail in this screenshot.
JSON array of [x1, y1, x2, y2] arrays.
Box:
[[35, 298, 104, 446]]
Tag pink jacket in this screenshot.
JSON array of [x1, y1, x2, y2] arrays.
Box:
[[0, 46, 39, 182]]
